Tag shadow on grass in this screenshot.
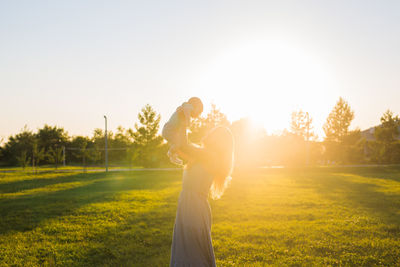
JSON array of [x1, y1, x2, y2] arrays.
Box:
[[0, 172, 104, 194], [0, 171, 182, 236], [296, 169, 400, 228], [76, 189, 179, 267], [337, 166, 400, 183]]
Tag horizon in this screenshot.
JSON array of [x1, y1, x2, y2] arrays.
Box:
[[1, 1, 400, 140], [0, 100, 391, 141]]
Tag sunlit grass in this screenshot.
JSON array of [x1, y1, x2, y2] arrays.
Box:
[[213, 167, 400, 266], [0, 167, 399, 266]]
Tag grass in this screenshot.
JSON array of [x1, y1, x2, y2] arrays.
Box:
[[0, 165, 147, 172], [0, 167, 400, 266]]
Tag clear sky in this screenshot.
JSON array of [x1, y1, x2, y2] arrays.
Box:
[[1, 0, 400, 141]]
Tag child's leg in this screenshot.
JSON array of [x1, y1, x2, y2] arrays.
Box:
[[162, 123, 186, 165], [172, 125, 186, 148], [162, 125, 181, 165], [171, 126, 188, 165], [167, 129, 185, 166]]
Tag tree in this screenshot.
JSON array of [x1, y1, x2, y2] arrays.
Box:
[[70, 136, 99, 171], [189, 104, 230, 143], [32, 141, 46, 173], [373, 110, 400, 163], [16, 150, 31, 170], [341, 129, 365, 164], [0, 137, 4, 165], [91, 128, 106, 165], [323, 97, 355, 142], [78, 141, 89, 172], [111, 126, 133, 164], [47, 146, 64, 170], [289, 110, 317, 165], [75, 141, 89, 171], [189, 116, 208, 144], [114, 126, 133, 145], [80, 143, 91, 172], [375, 110, 399, 143], [131, 104, 164, 167], [291, 110, 316, 141], [126, 145, 136, 169], [36, 125, 69, 163], [0, 125, 70, 167], [323, 97, 356, 164], [2, 126, 36, 165], [206, 104, 230, 128], [68, 136, 90, 165]]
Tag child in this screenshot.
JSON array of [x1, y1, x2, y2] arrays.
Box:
[[162, 97, 203, 165]]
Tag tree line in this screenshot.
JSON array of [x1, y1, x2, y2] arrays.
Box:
[[1, 98, 399, 170], [0, 104, 169, 169]]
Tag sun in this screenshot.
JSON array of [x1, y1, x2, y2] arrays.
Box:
[[193, 40, 338, 135]]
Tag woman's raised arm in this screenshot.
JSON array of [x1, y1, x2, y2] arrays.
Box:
[[176, 143, 206, 163]]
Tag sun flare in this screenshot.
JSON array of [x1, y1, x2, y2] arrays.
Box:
[[195, 40, 339, 135]]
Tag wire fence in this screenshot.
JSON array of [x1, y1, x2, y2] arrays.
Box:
[[63, 146, 131, 170]]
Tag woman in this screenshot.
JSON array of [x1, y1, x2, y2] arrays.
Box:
[[170, 126, 234, 267]]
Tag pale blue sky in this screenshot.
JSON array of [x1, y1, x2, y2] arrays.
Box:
[[1, 0, 400, 140]]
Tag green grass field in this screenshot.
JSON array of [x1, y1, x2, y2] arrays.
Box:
[[1, 167, 400, 266]]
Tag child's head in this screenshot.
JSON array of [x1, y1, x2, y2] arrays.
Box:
[[188, 97, 203, 118]]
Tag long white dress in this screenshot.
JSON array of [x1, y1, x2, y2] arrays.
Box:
[[170, 162, 216, 267]]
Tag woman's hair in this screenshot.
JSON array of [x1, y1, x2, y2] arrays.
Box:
[[202, 126, 234, 200]]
